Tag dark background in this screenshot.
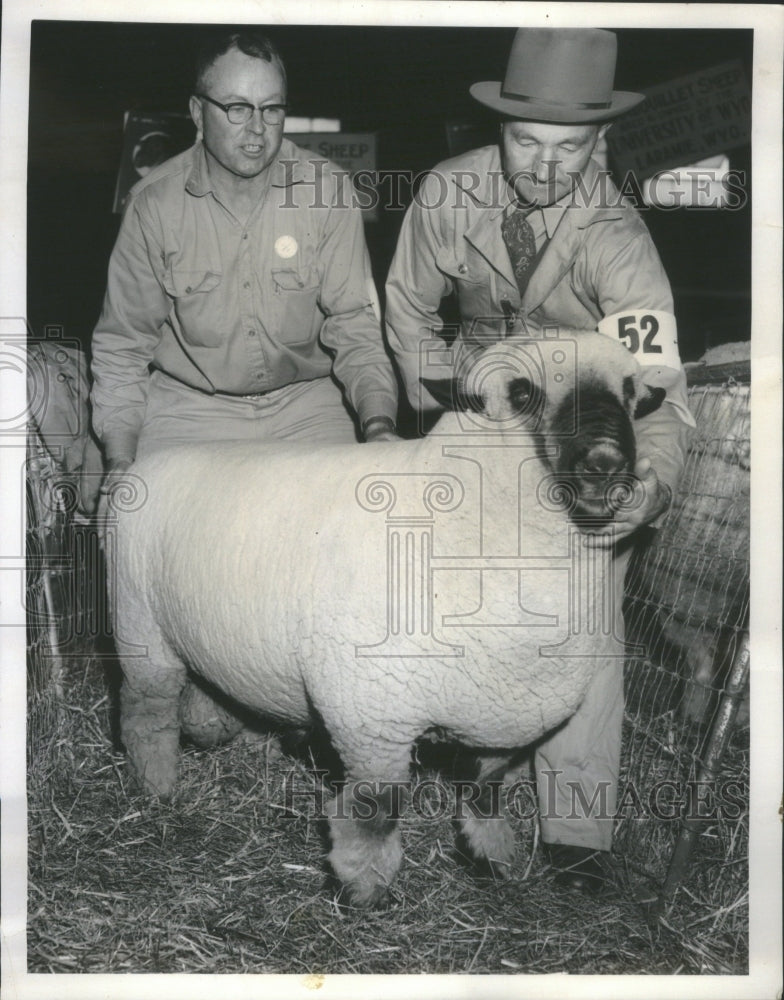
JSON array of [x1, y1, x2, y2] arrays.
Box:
[[27, 22, 753, 361]]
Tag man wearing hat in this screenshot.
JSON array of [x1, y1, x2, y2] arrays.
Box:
[[385, 28, 694, 894]]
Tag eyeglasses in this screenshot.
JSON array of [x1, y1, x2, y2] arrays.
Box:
[[197, 94, 287, 126]]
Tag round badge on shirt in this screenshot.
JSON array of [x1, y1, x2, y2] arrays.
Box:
[[274, 235, 298, 259]]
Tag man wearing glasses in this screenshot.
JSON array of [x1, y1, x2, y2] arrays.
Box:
[[90, 30, 399, 500]]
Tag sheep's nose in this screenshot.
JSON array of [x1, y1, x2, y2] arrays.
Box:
[[569, 444, 634, 523], [577, 443, 629, 478]]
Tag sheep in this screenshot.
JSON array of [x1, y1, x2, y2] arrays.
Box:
[[107, 331, 665, 907]]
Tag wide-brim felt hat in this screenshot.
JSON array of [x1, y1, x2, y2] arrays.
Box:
[[470, 28, 644, 123]]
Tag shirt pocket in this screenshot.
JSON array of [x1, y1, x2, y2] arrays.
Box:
[[435, 247, 485, 284], [271, 266, 321, 348], [163, 268, 225, 348], [434, 247, 498, 339]]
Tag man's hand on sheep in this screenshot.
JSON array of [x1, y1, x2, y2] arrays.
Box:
[[100, 457, 134, 496], [583, 456, 672, 547], [76, 435, 109, 515], [362, 416, 402, 442]]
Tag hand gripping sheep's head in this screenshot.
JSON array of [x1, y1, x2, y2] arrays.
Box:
[[422, 331, 666, 524]]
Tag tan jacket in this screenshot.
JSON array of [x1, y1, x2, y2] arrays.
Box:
[[385, 145, 694, 494]]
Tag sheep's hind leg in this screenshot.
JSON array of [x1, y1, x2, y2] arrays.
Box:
[[455, 754, 518, 879], [179, 677, 248, 748], [119, 632, 187, 800]]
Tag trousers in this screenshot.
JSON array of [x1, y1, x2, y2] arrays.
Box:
[[135, 370, 359, 459], [535, 543, 633, 851]]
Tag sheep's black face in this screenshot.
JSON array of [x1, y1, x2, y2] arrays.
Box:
[[549, 380, 637, 525]]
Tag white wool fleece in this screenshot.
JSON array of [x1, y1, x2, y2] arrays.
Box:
[[112, 333, 642, 784]]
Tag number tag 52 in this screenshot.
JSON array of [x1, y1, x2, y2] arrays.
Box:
[[597, 310, 681, 369]]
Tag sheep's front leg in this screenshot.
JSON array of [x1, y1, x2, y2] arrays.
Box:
[[323, 731, 414, 908], [455, 754, 517, 879], [325, 777, 407, 909], [119, 638, 187, 800]]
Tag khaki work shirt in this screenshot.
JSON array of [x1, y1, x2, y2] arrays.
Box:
[[92, 140, 398, 461]]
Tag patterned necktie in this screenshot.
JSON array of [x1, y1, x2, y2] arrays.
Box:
[[501, 207, 538, 296]]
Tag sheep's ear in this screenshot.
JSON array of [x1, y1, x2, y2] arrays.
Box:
[[420, 377, 485, 413], [634, 384, 667, 419]]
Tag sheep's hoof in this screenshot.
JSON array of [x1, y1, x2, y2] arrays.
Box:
[[335, 880, 392, 911], [457, 815, 516, 879], [470, 853, 513, 882], [455, 837, 513, 882], [140, 776, 177, 802], [129, 757, 179, 802]]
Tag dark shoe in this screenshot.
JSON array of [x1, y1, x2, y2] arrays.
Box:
[[545, 844, 610, 897]]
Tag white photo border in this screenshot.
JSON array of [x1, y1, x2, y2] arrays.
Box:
[[1, 3, 781, 999]]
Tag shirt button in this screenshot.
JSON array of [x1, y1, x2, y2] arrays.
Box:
[[243, 281, 250, 289], [242, 233, 248, 240], [248, 329, 256, 337], [458, 263, 468, 274]]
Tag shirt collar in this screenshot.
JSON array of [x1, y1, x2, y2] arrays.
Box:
[[540, 202, 570, 239], [496, 191, 568, 240], [184, 139, 298, 199], [487, 149, 608, 236], [185, 142, 212, 197]]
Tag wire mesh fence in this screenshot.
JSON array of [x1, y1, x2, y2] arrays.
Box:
[[616, 363, 750, 898], [27, 425, 71, 745], [26, 423, 105, 755]]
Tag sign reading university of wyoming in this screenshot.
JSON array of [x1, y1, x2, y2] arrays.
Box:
[[607, 60, 751, 180]]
